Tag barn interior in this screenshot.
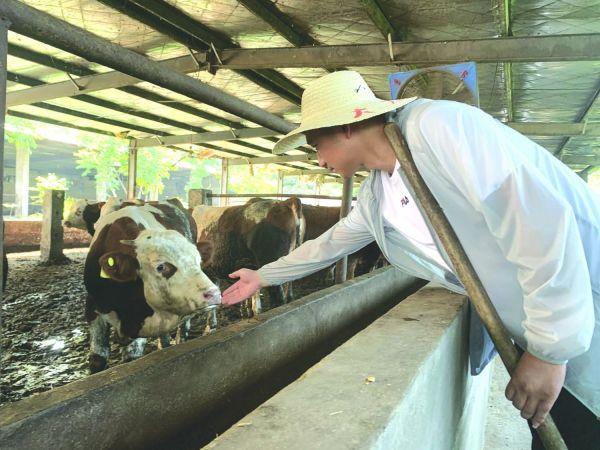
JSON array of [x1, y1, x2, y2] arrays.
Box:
[[0, 0, 599, 449]]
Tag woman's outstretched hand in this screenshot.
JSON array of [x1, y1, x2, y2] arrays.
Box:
[[221, 269, 266, 305]]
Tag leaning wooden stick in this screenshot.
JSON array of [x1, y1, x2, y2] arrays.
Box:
[[383, 123, 567, 450]]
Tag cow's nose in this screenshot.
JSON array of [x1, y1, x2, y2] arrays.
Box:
[[203, 287, 221, 305]]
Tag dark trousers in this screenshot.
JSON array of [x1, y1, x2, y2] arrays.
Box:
[[529, 387, 600, 450], [512, 347, 599, 449]]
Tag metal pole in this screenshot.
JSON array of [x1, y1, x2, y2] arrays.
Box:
[[220, 158, 229, 206], [0, 0, 295, 135], [0, 18, 9, 296], [334, 176, 354, 283], [127, 147, 137, 200], [277, 171, 284, 198], [383, 124, 567, 450]]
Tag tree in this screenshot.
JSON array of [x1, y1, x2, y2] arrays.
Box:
[[30, 173, 69, 206], [5, 116, 38, 155], [74, 135, 182, 201], [75, 134, 128, 200]]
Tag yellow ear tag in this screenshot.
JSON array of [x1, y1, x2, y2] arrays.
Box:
[[108, 257, 115, 267], [100, 267, 111, 279]]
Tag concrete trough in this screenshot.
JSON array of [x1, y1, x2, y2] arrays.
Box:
[[209, 288, 493, 450], [0, 267, 423, 449]]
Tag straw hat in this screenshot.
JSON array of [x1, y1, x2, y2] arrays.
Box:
[[273, 70, 417, 154]]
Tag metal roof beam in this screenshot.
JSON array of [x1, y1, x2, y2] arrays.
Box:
[[508, 122, 600, 137], [197, 34, 600, 69], [237, 0, 318, 47], [502, 0, 515, 122], [12, 33, 598, 107], [555, 79, 600, 159], [6, 44, 323, 169], [359, 0, 404, 40], [97, 0, 302, 104], [6, 52, 201, 107], [229, 154, 317, 166], [131, 127, 280, 148], [1, 0, 295, 135], [562, 155, 600, 166], [7, 43, 255, 130]]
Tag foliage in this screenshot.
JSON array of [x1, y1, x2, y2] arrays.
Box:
[[74, 134, 183, 200], [228, 163, 281, 194], [31, 173, 69, 206], [75, 134, 128, 198], [185, 156, 222, 192], [4, 116, 38, 155], [134, 147, 182, 199]]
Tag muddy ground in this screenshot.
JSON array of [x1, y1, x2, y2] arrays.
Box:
[[0, 249, 332, 406]]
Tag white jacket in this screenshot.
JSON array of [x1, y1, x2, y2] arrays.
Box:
[[259, 99, 600, 415]]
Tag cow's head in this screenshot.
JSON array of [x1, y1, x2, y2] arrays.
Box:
[[98, 229, 221, 321], [63, 198, 89, 229]]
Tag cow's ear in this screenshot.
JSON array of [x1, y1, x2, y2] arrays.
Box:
[[196, 240, 213, 266], [98, 252, 139, 282]]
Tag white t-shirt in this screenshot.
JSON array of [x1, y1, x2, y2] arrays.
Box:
[[380, 160, 450, 271]]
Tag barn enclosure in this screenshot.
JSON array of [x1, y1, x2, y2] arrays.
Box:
[[0, 0, 599, 449]]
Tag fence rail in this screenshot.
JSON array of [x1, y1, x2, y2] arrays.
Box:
[[208, 193, 357, 201]]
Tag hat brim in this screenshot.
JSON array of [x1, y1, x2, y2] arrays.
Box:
[[273, 96, 417, 154]]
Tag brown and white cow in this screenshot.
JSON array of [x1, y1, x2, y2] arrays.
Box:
[[193, 197, 304, 315], [63, 199, 105, 236], [302, 204, 386, 282], [84, 200, 220, 373], [63, 197, 143, 236]]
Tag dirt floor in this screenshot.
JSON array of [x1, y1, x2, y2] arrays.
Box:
[[0, 249, 331, 406]]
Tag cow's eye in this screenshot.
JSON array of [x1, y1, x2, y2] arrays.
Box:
[[156, 262, 177, 279]]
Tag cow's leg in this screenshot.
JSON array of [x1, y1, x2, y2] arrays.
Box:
[[204, 310, 218, 335], [283, 281, 294, 303], [121, 338, 147, 362], [176, 318, 192, 343], [158, 334, 171, 349], [89, 315, 111, 374], [267, 285, 286, 309], [240, 298, 251, 318], [251, 292, 262, 316]]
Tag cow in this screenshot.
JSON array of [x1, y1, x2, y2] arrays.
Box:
[[192, 197, 304, 316], [301, 204, 386, 282], [63, 197, 144, 236], [84, 200, 221, 373], [63, 199, 105, 235]]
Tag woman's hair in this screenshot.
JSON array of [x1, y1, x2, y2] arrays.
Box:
[[304, 114, 386, 145]]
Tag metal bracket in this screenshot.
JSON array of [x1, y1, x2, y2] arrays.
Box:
[[66, 72, 83, 91], [186, 47, 202, 71], [206, 42, 223, 76]]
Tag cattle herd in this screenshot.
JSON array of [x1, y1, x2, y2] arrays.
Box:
[[59, 195, 386, 373]]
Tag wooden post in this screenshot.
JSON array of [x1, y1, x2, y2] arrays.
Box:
[[40, 190, 68, 265], [220, 158, 229, 206], [127, 146, 137, 200], [188, 189, 212, 208], [334, 176, 354, 283], [0, 18, 9, 293], [15, 145, 29, 217]]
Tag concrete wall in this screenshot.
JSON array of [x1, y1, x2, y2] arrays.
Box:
[[0, 267, 423, 449], [3, 220, 90, 252], [209, 287, 492, 450]]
